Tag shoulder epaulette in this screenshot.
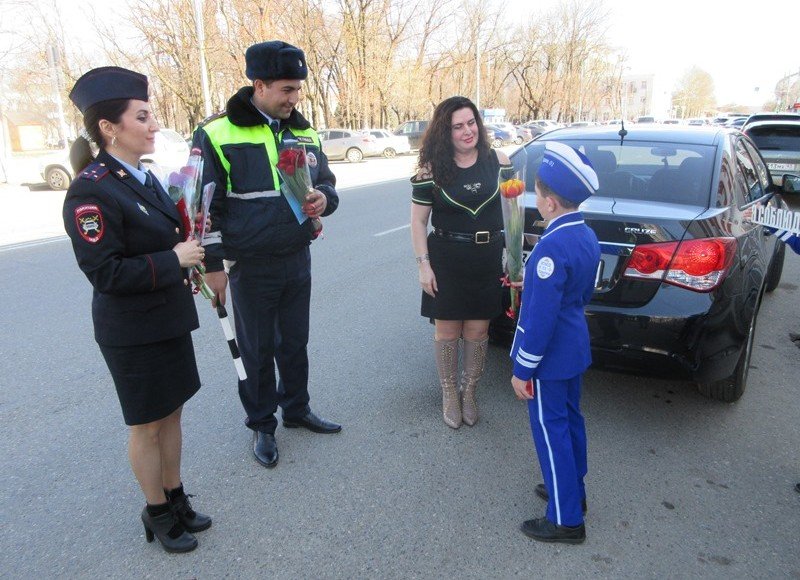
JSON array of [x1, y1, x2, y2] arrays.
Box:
[[197, 110, 227, 130], [79, 162, 110, 182]]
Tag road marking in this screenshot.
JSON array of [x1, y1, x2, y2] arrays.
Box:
[[374, 224, 410, 237], [0, 235, 68, 252]]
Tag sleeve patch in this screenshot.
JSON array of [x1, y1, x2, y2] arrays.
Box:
[[74, 204, 105, 243], [536, 256, 555, 279]]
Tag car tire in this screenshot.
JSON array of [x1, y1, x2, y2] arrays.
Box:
[[492, 139, 503, 149], [346, 147, 363, 163], [46, 167, 71, 190], [697, 287, 762, 402], [764, 239, 785, 293], [382, 147, 396, 158], [514, 137, 523, 145]]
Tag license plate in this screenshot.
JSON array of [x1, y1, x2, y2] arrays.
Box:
[[768, 162, 796, 171]]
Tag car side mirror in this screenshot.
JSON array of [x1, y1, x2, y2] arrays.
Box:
[[782, 174, 800, 193]]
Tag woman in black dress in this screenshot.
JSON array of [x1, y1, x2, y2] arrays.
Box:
[[410, 96, 513, 428], [63, 67, 211, 553]]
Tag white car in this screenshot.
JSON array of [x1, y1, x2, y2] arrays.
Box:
[[39, 128, 190, 190], [366, 129, 411, 158]]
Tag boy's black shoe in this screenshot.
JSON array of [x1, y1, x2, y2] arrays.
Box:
[[535, 483, 587, 514], [521, 517, 586, 544]]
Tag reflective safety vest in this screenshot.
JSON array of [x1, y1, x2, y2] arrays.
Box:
[[202, 116, 321, 193]]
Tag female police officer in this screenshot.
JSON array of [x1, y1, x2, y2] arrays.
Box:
[[63, 67, 210, 553]]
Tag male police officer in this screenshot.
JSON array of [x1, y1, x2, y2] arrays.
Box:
[[510, 142, 600, 543], [194, 41, 340, 469]]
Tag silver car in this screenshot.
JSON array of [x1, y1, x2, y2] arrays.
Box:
[[317, 129, 382, 162], [744, 120, 800, 190]]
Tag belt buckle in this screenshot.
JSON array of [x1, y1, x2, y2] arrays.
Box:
[[474, 231, 490, 244]]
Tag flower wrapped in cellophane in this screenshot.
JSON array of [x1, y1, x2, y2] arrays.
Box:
[[500, 173, 525, 318]]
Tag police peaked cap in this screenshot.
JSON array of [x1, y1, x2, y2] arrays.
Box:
[[538, 142, 599, 204], [245, 41, 308, 81], [69, 66, 149, 114]]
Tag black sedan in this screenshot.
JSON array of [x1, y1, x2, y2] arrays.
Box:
[[490, 125, 786, 402]]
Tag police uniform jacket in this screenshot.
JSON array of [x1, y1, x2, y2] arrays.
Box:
[[511, 211, 600, 381], [62, 151, 199, 347], [193, 87, 339, 272]]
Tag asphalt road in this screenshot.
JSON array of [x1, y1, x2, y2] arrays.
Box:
[[1, 179, 798, 578]]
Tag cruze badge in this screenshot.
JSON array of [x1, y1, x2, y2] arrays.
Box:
[[625, 227, 656, 235]]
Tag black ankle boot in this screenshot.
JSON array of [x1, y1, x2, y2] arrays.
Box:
[[141, 505, 198, 553], [166, 485, 212, 533]]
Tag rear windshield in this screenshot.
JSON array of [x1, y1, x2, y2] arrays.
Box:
[[513, 139, 716, 205], [746, 125, 800, 151]]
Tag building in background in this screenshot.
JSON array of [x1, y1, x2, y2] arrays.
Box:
[[622, 74, 671, 121]]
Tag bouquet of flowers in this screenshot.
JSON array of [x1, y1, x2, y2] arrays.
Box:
[[500, 174, 526, 318], [168, 148, 213, 300], [276, 145, 324, 237]]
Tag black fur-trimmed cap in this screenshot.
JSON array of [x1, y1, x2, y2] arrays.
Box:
[[69, 66, 148, 113], [245, 41, 308, 81]]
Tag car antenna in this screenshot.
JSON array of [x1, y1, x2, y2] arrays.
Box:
[[618, 119, 627, 144]]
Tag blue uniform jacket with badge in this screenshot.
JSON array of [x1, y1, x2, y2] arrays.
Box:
[[62, 151, 199, 347], [192, 86, 339, 272], [511, 211, 600, 380]]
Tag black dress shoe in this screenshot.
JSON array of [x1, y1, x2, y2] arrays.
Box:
[[520, 517, 586, 544], [283, 411, 342, 434], [535, 483, 587, 514], [167, 490, 212, 533], [253, 432, 279, 468], [141, 507, 198, 553]]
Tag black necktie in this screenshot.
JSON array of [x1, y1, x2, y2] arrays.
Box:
[[144, 171, 166, 206], [270, 119, 280, 133]]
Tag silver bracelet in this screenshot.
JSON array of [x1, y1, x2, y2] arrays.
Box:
[[415, 254, 430, 264]]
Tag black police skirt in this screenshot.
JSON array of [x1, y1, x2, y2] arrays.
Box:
[[420, 232, 504, 321], [99, 334, 201, 426]]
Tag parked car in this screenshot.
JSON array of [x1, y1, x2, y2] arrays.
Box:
[[687, 118, 709, 126], [724, 117, 747, 129], [636, 116, 658, 124], [662, 119, 681, 125], [394, 120, 429, 150], [39, 128, 189, 190], [365, 129, 411, 158], [317, 129, 381, 162], [526, 119, 563, 131], [514, 125, 534, 142], [742, 111, 800, 131], [491, 121, 527, 145], [490, 125, 785, 402], [485, 124, 516, 147], [744, 120, 800, 190]]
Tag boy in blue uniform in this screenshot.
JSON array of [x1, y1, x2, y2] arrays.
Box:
[[510, 142, 600, 544]]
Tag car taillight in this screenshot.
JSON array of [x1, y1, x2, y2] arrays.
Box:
[[624, 237, 736, 292]]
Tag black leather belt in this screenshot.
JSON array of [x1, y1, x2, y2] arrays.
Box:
[[434, 228, 502, 244]]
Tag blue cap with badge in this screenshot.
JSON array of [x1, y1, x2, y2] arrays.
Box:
[[537, 142, 599, 204], [245, 41, 308, 81], [69, 66, 148, 114]]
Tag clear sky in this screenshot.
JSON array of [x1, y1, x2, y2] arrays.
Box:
[[514, 0, 798, 107]]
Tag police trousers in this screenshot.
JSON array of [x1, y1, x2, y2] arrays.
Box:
[[229, 248, 312, 434], [527, 375, 587, 527]]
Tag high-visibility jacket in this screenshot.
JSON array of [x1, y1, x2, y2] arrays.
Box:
[[193, 86, 338, 271]]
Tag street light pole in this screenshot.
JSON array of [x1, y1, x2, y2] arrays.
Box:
[[194, 0, 212, 118]]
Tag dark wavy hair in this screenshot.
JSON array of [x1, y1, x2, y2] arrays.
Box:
[[418, 96, 490, 186], [69, 98, 131, 174]]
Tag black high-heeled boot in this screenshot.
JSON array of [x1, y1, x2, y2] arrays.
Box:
[[166, 485, 212, 533], [141, 504, 198, 553]]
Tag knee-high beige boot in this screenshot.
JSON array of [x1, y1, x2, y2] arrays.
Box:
[[435, 338, 462, 429], [461, 337, 488, 426]]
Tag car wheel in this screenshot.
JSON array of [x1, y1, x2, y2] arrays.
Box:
[[764, 239, 785, 293], [697, 287, 762, 402], [492, 139, 503, 149], [514, 137, 523, 145], [346, 147, 363, 163], [46, 167, 70, 190], [382, 147, 397, 158]]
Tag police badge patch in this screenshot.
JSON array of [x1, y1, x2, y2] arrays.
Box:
[[74, 204, 104, 243], [306, 152, 318, 168]]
